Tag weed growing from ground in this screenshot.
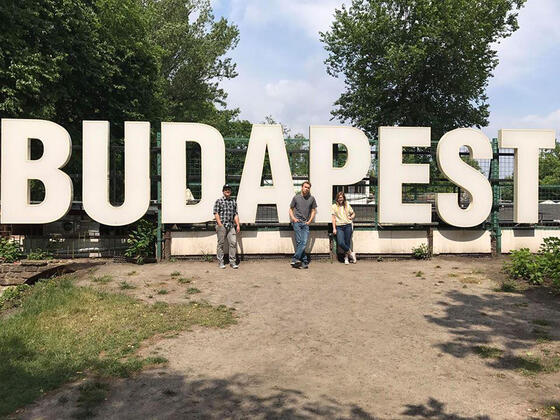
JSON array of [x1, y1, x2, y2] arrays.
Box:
[[178, 277, 192, 284], [157, 289, 169, 295], [75, 381, 109, 419], [170, 271, 181, 277], [186, 287, 201, 295], [92, 275, 113, 284], [473, 345, 504, 359], [119, 281, 136, 290]]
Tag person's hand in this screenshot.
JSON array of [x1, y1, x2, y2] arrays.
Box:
[[333, 228, 337, 235], [305, 220, 311, 225], [236, 224, 240, 233], [291, 217, 299, 223]]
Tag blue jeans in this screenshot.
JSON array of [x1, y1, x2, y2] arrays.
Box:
[[336, 223, 353, 253], [292, 222, 309, 264]]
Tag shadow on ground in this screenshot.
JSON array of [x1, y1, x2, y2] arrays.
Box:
[[425, 288, 560, 364], [402, 397, 490, 420], [61, 372, 378, 419]]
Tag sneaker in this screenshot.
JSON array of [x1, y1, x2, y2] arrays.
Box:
[[230, 263, 239, 269], [291, 260, 302, 268], [344, 255, 349, 265], [219, 263, 226, 269], [350, 251, 357, 263], [300, 263, 309, 269]]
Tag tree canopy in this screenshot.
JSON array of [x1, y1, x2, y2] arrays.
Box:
[[0, 0, 243, 139], [321, 0, 526, 140]]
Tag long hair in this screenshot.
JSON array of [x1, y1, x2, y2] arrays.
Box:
[[335, 191, 347, 207]]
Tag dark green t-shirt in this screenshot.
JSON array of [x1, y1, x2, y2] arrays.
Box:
[[290, 194, 317, 222]]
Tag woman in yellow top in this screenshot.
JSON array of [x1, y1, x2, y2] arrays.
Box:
[[331, 191, 356, 264]]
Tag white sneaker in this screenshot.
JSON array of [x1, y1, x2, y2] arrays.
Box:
[[344, 255, 349, 265], [230, 263, 239, 269], [350, 251, 357, 263], [219, 262, 226, 269]]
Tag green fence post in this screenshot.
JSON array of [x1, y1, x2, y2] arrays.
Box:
[[156, 131, 162, 261], [374, 138, 379, 229], [491, 138, 501, 255]]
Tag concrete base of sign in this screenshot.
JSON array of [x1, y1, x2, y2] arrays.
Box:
[[170, 230, 330, 256], [501, 228, 560, 253], [433, 230, 491, 254], [169, 228, 560, 256]]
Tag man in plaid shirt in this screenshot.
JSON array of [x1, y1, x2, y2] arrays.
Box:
[[213, 184, 241, 269]]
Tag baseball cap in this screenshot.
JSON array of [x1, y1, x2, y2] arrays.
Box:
[[222, 184, 232, 191]]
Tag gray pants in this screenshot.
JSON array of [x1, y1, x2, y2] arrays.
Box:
[[216, 225, 237, 263]]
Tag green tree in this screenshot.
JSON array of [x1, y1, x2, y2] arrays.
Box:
[[146, 0, 240, 126], [0, 0, 163, 139], [539, 141, 560, 200], [321, 0, 526, 140]]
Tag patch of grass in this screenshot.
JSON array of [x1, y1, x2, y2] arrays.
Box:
[[532, 319, 553, 327], [119, 281, 136, 290], [0, 284, 31, 310], [513, 354, 560, 376], [533, 328, 552, 342], [143, 356, 168, 365], [170, 271, 181, 277], [495, 280, 518, 293], [473, 345, 504, 359], [75, 381, 109, 419], [91, 275, 112, 284], [126, 271, 137, 276], [447, 273, 458, 278], [177, 277, 191, 284], [186, 287, 201, 295], [460, 277, 480, 284], [0, 276, 236, 416], [169, 257, 177, 263], [157, 289, 168, 295], [540, 402, 560, 418], [415, 271, 423, 278]]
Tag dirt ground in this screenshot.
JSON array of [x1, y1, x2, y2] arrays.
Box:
[[19, 257, 560, 419]]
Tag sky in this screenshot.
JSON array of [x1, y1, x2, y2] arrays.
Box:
[[212, 0, 560, 139]]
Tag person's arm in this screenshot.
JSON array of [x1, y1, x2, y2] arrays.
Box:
[[234, 214, 240, 233], [289, 207, 298, 223], [306, 207, 316, 225], [348, 204, 355, 220], [213, 200, 223, 227], [331, 213, 337, 234]]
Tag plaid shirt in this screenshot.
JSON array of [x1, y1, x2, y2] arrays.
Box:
[[213, 196, 238, 228]]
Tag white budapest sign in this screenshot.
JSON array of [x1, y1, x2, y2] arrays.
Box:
[[0, 119, 555, 227]]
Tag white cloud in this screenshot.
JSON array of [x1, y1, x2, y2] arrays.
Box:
[[492, 0, 560, 85], [484, 109, 560, 139], [223, 70, 344, 136], [228, 0, 349, 40]]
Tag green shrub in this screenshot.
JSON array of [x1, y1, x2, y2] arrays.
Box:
[[505, 238, 560, 287], [412, 243, 430, 260], [125, 219, 156, 264], [0, 238, 22, 263], [504, 248, 544, 285], [26, 249, 53, 260], [539, 237, 560, 285]]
